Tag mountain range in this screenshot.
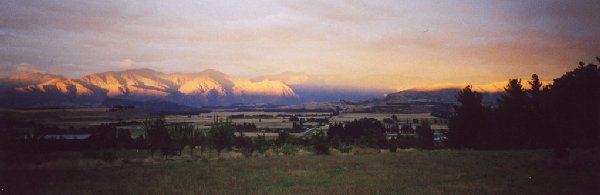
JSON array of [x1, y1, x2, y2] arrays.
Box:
[[0, 69, 298, 107], [0, 68, 544, 109]]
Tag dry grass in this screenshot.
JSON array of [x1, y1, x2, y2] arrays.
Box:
[[2, 149, 599, 194]]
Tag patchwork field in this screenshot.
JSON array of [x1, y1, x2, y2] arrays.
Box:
[[1, 108, 449, 137], [2, 149, 598, 194]]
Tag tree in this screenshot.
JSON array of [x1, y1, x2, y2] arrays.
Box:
[[416, 121, 434, 149], [327, 123, 343, 141], [339, 118, 385, 144], [209, 116, 235, 154], [361, 128, 387, 149], [89, 124, 118, 149], [330, 134, 341, 149], [528, 74, 543, 98], [182, 124, 198, 157], [195, 130, 209, 155], [116, 130, 133, 149], [399, 124, 414, 134], [275, 130, 290, 146], [497, 79, 530, 148], [391, 115, 399, 122], [312, 130, 330, 155], [448, 57, 600, 149], [289, 115, 300, 122], [143, 116, 170, 157], [169, 123, 194, 156], [549, 60, 600, 148], [234, 131, 255, 157], [526, 74, 549, 148], [134, 135, 146, 149], [448, 86, 490, 149]]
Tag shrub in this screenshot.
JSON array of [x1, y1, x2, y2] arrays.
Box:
[[389, 136, 398, 152], [397, 135, 415, 149], [282, 144, 298, 155], [275, 130, 290, 146], [235, 135, 255, 157], [330, 135, 341, 149], [254, 134, 269, 154], [338, 144, 353, 153], [312, 131, 330, 155], [416, 122, 434, 149]]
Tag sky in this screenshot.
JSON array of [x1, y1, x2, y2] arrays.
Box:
[[1, 0, 599, 91]]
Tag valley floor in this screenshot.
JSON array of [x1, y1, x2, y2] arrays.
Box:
[[2, 149, 599, 194]]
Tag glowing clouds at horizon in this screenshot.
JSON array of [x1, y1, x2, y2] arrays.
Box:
[[0, 0, 598, 90]]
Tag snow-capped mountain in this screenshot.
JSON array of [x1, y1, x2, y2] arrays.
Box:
[[0, 69, 297, 107]]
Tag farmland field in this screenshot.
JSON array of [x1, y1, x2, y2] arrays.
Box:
[[1, 108, 449, 137], [2, 149, 599, 194]]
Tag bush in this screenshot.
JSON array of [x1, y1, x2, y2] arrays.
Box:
[[235, 136, 255, 157], [275, 131, 290, 146], [389, 136, 398, 152], [416, 122, 434, 149], [282, 144, 298, 155], [397, 135, 415, 149], [312, 131, 330, 155], [330, 135, 341, 149], [338, 144, 353, 153], [254, 134, 269, 154]]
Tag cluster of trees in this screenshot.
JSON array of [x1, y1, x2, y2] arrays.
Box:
[[449, 60, 600, 149], [327, 118, 386, 149], [3, 123, 140, 153], [327, 118, 434, 150], [142, 116, 238, 157], [235, 123, 258, 132]]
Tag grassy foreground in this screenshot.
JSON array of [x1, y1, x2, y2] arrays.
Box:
[[2, 149, 599, 194]]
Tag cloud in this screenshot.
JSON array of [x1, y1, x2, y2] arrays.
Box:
[[119, 59, 134, 69], [0, 62, 44, 77], [15, 62, 41, 73], [0, 0, 598, 88], [278, 0, 402, 23]]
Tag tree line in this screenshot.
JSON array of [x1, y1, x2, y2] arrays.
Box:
[[449, 59, 600, 149], [327, 118, 435, 151]]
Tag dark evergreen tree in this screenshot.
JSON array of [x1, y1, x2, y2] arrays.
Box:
[[549, 60, 600, 148], [496, 79, 530, 148], [526, 74, 549, 148], [448, 86, 489, 149]]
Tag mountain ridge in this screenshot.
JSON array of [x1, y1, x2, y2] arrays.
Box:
[[0, 69, 298, 107]]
